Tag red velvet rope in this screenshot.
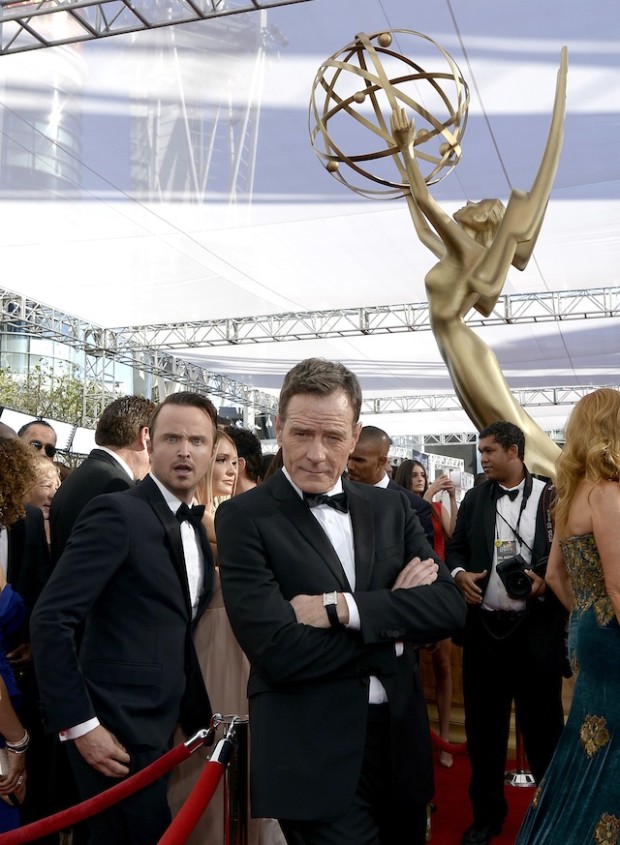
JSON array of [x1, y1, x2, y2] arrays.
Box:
[[0, 740, 198, 845], [430, 729, 468, 755], [158, 756, 226, 845]]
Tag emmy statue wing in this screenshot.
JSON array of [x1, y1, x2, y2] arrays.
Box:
[[494, 47, 568, 272]]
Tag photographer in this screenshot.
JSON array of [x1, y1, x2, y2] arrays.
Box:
[[446, 421, 567, 845]]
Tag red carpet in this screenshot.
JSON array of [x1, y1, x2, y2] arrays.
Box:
[[429, 749, 535, 844]]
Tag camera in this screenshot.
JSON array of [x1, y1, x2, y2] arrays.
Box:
[[496, 554, 547, 600]]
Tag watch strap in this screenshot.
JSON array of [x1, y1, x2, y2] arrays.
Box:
[[323, 591, 341, 628]]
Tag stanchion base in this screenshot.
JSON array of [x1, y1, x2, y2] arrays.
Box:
[[505, 770, 536, 788]]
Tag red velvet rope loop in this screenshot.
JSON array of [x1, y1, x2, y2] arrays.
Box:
[[158, 750, 227, 844], [430, 729, 468, 755]]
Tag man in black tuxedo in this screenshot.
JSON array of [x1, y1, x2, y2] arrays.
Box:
[[446, 421, 566, 845], [49, 394, 155, 565], [47, 395, 154, 842], [31, 392, 217, 845], [347, 424, 435, 547], [216, 358, 466, 845]]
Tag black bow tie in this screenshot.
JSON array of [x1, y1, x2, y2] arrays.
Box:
[[175, 502, 206, 529], [496, 487, 519, 502], [303, 491, 349, 514]]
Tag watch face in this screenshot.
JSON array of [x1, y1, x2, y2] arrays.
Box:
[[323, 591, 337, 606]]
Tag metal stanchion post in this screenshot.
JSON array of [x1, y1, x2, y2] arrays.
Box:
[[505, 715, 535, 788], [222, 715, 249, 845]]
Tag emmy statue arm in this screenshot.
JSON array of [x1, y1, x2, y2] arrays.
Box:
[[391, 107, 468, 260], [404, 193, 445, 257]]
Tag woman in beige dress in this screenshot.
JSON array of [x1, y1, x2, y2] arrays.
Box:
[[168, 427, 285, 845]]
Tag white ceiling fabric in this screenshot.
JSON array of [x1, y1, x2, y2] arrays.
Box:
[[0, 0, 618, 437]]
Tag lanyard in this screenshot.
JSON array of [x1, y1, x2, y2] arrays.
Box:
[[493, 467, 534, 554]]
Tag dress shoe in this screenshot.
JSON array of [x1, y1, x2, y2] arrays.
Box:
[[461, 822, 503, 845]]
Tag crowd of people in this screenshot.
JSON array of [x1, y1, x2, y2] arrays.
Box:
[[0, 363, 618, 845]]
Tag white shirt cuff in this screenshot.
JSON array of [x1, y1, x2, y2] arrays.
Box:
[[59, 717, 100, 742], [343, 593, 360, 629]]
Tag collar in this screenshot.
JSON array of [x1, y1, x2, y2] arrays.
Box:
[[97, 446, 134, 480], [148, 473, 187, 515], [497, 477, 525, 496], [374, 473, 390, 489], [282, 466, 344, 499]]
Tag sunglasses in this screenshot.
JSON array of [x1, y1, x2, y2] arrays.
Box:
[[29, 440, 57, 458]]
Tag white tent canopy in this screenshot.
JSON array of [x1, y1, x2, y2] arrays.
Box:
[[0, 0, 618, 438]]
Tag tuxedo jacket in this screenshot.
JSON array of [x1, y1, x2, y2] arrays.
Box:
[[216, 470, 466, 821], [387, 478, 434, 548], [446, 478, 566, 670], [49, 448, 134, 566], [31, 475, 213, 751]]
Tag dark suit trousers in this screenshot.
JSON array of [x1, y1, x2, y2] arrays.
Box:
[[66, 743, 171, 845], [279, 705, 427, 845], [462, 610, 564, 828]]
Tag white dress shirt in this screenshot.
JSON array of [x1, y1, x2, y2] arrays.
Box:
[[482, 476, 545, 612]]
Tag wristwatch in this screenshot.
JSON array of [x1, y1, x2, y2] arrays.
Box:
[[323, 591, 341, 628]]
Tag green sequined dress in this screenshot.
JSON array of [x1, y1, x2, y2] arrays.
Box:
[[516, 534, 620, 844]]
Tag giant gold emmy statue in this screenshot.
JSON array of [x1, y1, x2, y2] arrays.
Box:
[[310, 31, 568, 479]]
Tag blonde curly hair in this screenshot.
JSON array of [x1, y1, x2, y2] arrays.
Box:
[[554, 388, 620, 533], [0, 438, 38, 528]]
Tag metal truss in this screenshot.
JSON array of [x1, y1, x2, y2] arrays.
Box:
[[1, 286, 616, 423], [361, 385, 620, 416], [0, 288, 279, 423], [0, 0, 313, 55], [107, 286, 620, 350]]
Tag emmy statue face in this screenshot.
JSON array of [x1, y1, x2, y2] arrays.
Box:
[[454, 199, 496, 228]]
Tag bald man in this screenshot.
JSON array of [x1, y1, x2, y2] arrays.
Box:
[[347, 426, 434, 548]]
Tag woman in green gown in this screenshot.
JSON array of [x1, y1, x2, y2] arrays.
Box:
[[516, 387, 620, 844]]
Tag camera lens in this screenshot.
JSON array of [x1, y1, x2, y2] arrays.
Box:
[[506, 571, 532, 599]]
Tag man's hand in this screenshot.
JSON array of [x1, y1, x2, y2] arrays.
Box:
[[455, 570, 488, 605], [74, 725, 130, 778], [290, 593, 348, 628], [392, 557, 438, 590], [525, 570, 546, 598]]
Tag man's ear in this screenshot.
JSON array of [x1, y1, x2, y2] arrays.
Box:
[[238, 456, 247, 471]]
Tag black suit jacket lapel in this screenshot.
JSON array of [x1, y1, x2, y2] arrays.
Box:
[[270, 471, 351, 590], [137, 476, 192, 616], [481, 483, 498, 568], [193, 524, 214, 624], [345, 480, 374, 591]]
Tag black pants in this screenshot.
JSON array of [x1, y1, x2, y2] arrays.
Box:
[[279, 705, 428, 845], [462, 610, 564, 828], [66, 743, 171, 845]]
